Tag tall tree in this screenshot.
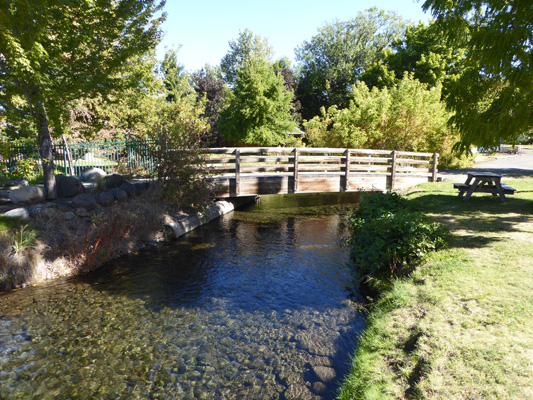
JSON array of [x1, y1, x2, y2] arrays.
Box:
[[422, 0, 533, 149], [219, 57, 296, 146], [160, 48, 193, 103], [362, 21, 467, 94], [0, 0, 166, 198], [220, 29, 273, 87], [295, 8, 405, 120], [191, 65, 227, 146]]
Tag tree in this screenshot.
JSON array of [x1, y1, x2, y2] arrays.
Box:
[[422, 0, 533, 149], [0, 0, 166, 198], [219, 57, 296, 146], [295, 8, 405, 120], [191, 65, 227, 146], [362, 21, 467, 94], [160, 48, 193, 103], [220, 29, 273, 87], [303, 74, 462, 167]]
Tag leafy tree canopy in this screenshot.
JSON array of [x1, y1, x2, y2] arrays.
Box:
[[220, 28, 273, 87], [219, 56, 296, 146], [362, 21, 467, 95], [303, 74, 463, 167], [422, 0, 533, 149], [0, 0, 166, 198], [295, 8, 406, 120]]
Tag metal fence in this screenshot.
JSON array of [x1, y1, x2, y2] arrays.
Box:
[[0, 138, 158, 177]]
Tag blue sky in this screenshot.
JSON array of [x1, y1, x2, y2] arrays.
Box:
[[156, 0, 432, 72]]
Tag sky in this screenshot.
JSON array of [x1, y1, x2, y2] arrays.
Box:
[[156, 0, 433, 72]]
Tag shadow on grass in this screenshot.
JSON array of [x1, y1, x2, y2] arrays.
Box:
[[408, 193, 533, 250]]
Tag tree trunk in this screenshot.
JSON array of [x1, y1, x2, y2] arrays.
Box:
[[35, 102, 57, 199]]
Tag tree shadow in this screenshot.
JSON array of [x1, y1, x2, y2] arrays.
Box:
[[408, 192, 533, 250]]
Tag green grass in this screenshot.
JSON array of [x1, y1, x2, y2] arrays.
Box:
[[339, 178, 533, 399]]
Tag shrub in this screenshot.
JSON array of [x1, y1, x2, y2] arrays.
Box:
[[349, 192, 448, 295]]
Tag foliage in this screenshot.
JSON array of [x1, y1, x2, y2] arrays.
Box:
[[295, 8, 406, 120], [219, 56, 296, 146], [348, 192, 448, 295], [422, 0, 533, 150], [361, 21, 467, 96], [8, 159, 40, 181], [220, 29, 274, 87], [304, 74, 463, 167], [0, 0, 166, 199], [160, 49, 194, 103], [273, 58, 302, 125], [67, 53, 165, 140], [152, 98, 214, 212], [191, 65, 228, 146], [11, 224, 38, 254]]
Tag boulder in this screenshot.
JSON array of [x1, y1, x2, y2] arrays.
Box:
[[105, 173, 127, 189], [75, 208, 90, 217], [6, 177, 29, 187], [9, 185, 46, 205], [29, 202, 59, 218], [56, 174, 86, 198], [133, 181, 150, 192], [96, 191, 115, 206], [72, 193, 97, 210], [119, 182, 137, 196], [109, 188, 128, 202], [64, 211, 76, 220], [81, 167, 107, 182], [3, 207, 30, 220]]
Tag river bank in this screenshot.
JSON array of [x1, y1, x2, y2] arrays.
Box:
[[339, 177, 533, 399], [0, 186, 237, 292]]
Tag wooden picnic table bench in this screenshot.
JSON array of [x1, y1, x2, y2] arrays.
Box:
[[454, 172, 516, 202]]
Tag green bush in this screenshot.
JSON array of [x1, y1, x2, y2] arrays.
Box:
[[349, 192, 448, 295]]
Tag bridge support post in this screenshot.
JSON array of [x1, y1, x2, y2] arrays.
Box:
[[431, 153, 439, 182], [233, 149, 241, 196], [344, 149, 351, 191], [293, 148, 299, 193], [389, 150, 397, 190]]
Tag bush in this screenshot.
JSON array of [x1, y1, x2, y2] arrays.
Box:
[[349, 192, 448, 295]]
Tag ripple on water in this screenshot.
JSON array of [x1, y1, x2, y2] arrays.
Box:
[[0, 194, 364, 399]]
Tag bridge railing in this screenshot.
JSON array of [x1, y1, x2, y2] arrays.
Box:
[[201, 147, 438, 196]]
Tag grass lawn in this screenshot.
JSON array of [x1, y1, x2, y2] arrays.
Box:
[[340, 178, 533, 399]]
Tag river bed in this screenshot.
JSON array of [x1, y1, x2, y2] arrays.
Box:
[[0, 193, 364, 399]]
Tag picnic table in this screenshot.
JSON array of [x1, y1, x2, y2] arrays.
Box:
[[454, 172, 516, 202]]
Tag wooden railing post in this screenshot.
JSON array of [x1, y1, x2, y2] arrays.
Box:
[[344, 148, 351, 191], [293, 148, 299, 193], [234, 148, 240, 196], [431, 153, 439, 182], [389, 150, 397, 190]]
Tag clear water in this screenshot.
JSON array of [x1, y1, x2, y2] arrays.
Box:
[[0, 193, 364, 399]]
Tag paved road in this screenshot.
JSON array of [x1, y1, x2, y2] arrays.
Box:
[[440, 148, 533, 180]]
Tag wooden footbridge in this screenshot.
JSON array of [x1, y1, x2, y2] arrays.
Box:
[[203, 147, 439, 198]]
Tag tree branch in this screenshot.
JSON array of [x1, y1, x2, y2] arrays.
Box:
[[0, 98, 32, 117]]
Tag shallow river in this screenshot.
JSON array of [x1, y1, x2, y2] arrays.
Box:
[[0, 193, 364, 399]]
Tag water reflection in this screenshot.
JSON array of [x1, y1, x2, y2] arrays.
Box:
[[0, 193, 363, 399]]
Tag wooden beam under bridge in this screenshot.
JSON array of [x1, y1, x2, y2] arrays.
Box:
[[202, 147, 439, 198]]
